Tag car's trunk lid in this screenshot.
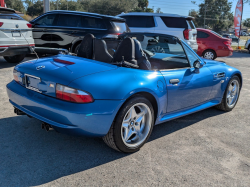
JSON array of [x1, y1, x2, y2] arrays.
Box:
[[15, 55, 117, 97]]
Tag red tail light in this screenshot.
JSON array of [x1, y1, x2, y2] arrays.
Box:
[[0, 22, 3, 27], [56, 84, 93, 103], [27, 23, 32, 28], [223, 41, 231, 48], [183, 29, 191, 40]]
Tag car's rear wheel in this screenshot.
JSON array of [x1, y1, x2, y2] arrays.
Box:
[[203, 50, 216, 60], [4, 54, 26, 63], [103, 96, 154, 153], [215, 75, 241, 112]]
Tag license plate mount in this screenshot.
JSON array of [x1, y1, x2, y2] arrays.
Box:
[[24, 74, 41, 93], [12, 31, 21, 37]]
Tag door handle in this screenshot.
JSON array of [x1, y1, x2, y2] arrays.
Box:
[[71, 31, 78, 34], [169, 79, 180, 84]]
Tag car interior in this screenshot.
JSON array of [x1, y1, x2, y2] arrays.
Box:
[[76, 33, 191, 70]]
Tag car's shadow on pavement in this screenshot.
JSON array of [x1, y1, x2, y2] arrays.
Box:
[[0, 108, 224, 186]]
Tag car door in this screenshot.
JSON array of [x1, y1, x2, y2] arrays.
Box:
[[31, 13, 58, 48], [49, 13, 83, 50], [197, 30, 210, 56], [160, 41, 214, 113]]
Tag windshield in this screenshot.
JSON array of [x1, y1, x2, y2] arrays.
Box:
[[112, 21, 129, 33], [0, 13, 24, 20]]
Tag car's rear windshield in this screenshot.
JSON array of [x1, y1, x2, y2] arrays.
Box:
[[0, 13, 24, 20], [211, 31, 222, 38], [112, 21, 129, 33], [160, 17, 188, 29]]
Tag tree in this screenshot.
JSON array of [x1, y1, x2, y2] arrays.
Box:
[[188, 9, 201, 27], [191, 0, 234, 32], [26, 0, 43, 17], [243, 18, 250, 27], [155, 8, 163, 13], [5, 0, 25, 13], [78, 0, 138, 16]]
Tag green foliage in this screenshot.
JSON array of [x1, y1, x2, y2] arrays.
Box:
[[77, 0, 138, 16], [5, 0, 25, 13], [189, 0, 234, 32], [26, 0, 43, 17], [243, 18, 250, 28]]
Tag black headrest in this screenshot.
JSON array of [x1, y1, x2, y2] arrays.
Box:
[[133, 39, 151, 70], [77, 33, 95, 59], [113, 37, 136, 65], [93, 39, 113, 63]]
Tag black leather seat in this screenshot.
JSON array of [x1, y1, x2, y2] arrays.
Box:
[[93, 39, 113, 63], [112, 37, 137, 65], [133, 39, 151, 70], [77, 33, 95, 59]]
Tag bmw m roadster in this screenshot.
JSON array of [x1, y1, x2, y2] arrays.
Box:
[[6, 33, 242, 153]]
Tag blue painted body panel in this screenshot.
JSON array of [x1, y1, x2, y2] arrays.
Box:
[[6, 53, 242, 137]]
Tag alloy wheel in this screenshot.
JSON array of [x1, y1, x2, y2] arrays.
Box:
[[121, 103, 152, 148], [226, 80, 239, 107]]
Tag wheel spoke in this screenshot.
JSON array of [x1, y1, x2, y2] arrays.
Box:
[[124, 106, 137, 122], [124, 128, 135, 142], [228, 96, 233, 105], [135, 110, 146, 123]]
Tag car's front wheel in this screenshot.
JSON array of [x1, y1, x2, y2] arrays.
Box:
[[103, 96, 154, 153], [216, 75, 241, 112], [248, 46, 250, 54], [4, 54, 26, 63]]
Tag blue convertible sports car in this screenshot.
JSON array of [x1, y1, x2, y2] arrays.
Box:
[[6, 33, 242, 153]]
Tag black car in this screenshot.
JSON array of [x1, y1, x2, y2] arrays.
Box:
[[222, 34, 239, 43], [30, 10, 130, 53]]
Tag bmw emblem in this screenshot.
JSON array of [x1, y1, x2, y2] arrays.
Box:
[[15, 24, 19, 28], [36, 66, 45, 70]]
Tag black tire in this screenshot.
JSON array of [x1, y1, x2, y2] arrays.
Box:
[[215, 75, 241, 112], [248, 46, 250, 54], [4, 54, 25, 63], [74, 43, 81, 54], [103, 96, 155, 153], [202, 49, 217, 60]]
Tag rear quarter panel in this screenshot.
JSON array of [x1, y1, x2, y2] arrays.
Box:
[[68, 68, 167, 117]]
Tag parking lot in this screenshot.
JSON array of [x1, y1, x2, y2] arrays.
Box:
[[0, 52, 250, 186]]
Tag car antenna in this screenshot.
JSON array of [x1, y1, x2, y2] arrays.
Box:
[[19, 30, 39, 61]]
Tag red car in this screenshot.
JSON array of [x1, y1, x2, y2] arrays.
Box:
[[196, 28, 233, 60]]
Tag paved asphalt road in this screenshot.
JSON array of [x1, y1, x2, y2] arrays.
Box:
[[0, 53, 250, 187]]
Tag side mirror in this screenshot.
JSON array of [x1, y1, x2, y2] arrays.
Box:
[[193, 60, 203, 69]]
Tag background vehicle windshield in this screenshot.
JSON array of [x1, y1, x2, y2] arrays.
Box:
[[112, 21, 129, 33]]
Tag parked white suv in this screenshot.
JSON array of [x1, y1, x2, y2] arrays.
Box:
[[117, 12, 198, 51], [245, 39, 250, 53], [0, 8, 35, 63]]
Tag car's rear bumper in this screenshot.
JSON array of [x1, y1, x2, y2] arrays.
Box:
[[6, 81, 124, 137], [217, 49, 233, 57], [0, 45, 34, 56]]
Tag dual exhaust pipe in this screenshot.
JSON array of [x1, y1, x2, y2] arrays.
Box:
[[14, 107, 53, 132]]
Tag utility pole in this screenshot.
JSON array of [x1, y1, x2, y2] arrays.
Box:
[[204, 4, 206, 28], [43, 0, 50, 13]]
